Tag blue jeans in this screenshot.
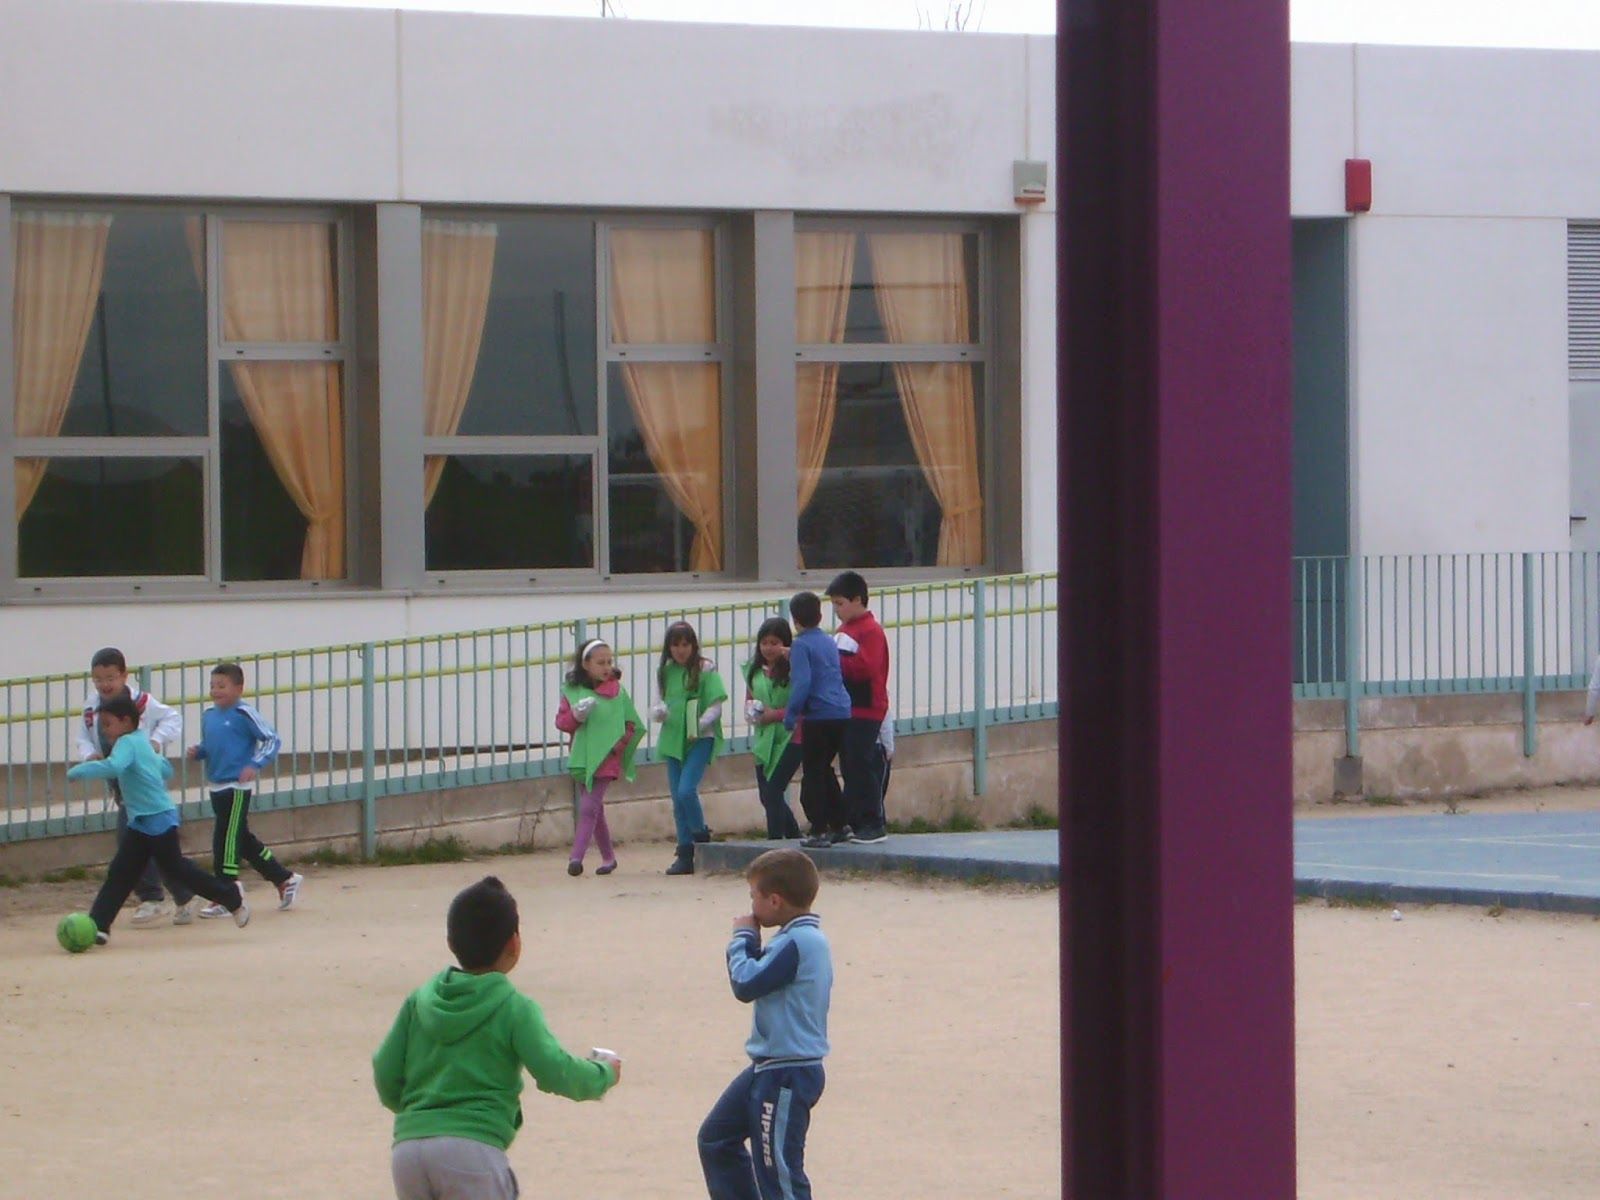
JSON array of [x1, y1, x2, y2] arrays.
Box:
[[698, 1063, 825, 1200], [665, 737, 714, 848]]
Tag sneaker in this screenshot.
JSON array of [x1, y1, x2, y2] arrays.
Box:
[[567, 861, 584, 877], [197, 901, 229, 920], [233, 900, 251, 928], [94, 931, 108, 946], [665, 854, 695, 876], [130, 900, 167, 927], [829, 827, 856, 845], [596, 861, 618, 876], [693, 828, 713, 844], [799, 835, 833, 850], [276, 873, 303, 911], [851, 826, 888, 845], [171, 899, 195, 926]]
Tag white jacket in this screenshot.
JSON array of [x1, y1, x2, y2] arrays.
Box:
[[75, 685, 182, 760]]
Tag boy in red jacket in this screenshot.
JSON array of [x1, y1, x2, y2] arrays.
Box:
[[825, 571, 890, 843]]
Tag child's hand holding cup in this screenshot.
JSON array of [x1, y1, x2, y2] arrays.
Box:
[[589, 1047, 623, 1085], [573, 696, 597, 723], [650, 701, 669, 723]]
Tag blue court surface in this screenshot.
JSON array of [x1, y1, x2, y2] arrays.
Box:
[[700, 812, 1600, 913]]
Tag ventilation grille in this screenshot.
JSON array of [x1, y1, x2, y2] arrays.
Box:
[[1571, 223, 1600, 376]]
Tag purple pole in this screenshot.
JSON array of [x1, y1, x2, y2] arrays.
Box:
[[1058, 1, 1296, 1196]]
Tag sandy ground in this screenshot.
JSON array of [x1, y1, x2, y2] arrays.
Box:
[[3, 844, 1599, 1199]]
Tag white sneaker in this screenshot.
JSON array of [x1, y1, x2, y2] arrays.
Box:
[[233, 900, 251, 929], [277, 873, 303, 911], [130, 900, 167, 926], [197, 901, 229, 920], [171, 899, 195, 926]]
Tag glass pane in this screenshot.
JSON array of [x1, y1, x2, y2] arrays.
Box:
[[608, 227, 716, 344], [607, 362, 723, 574], [424, 455, 594, 571], [220, 220, 339, 342], [18, 457, 203, 577], [798, 362, 985, 569], [447, 215, 598, 436], [220, 363, 346, 581], [41, 212, 207, 436], [831, 231, 980, 345]]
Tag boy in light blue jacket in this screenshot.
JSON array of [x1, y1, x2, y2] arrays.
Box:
[[698, 848, 833, 1200], [69, 692, 248, 943]]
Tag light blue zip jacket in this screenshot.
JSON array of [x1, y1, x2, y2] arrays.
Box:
[[67, 729, 176, 834], [725, 913, 832, 1069]]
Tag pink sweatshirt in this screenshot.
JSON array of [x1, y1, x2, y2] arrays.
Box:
[[555, 678, 635, 782]]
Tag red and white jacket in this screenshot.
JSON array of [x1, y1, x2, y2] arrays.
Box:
[[76, 685, 182, 760]]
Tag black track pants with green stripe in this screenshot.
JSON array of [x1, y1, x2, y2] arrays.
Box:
[[210, 788, 291, 885]]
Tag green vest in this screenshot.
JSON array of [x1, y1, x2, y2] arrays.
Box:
[[748, 667, 794, 776], [561, 684, 644, 789], [656, 661, 728, 762]]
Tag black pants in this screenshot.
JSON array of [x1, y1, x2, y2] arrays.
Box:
[[211, 788, 292, 885], [755, 743, 803, 839], [90, 826, 241, 933], [115, 801, 193, 906], [797, 719, 847, 834], [840, 718, 886, 833]]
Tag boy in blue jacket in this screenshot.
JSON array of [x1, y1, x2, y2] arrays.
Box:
[[784, 591, 853, 847], [698, 849, 833, 1200], [69, 693, 249, 943], [187, 662, 302, 915]]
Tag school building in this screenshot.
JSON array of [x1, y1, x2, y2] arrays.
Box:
[[1, 0, 1598, 680]]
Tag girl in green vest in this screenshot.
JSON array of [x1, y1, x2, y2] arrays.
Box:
[[555, 638, 643, 877], [744, 617, 804, 839], [652, 621, 727, 875]]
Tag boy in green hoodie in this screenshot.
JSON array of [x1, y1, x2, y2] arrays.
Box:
[[373, 876, 622, 1199]]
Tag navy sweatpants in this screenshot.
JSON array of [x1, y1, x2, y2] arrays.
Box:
[[698, 1062, 825, 1200]]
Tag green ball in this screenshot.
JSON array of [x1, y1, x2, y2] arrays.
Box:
[[56, 911, 98, 954]]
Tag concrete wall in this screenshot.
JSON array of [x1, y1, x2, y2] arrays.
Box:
[[0, 720, 1059, 880], [1296, 690, 1600, 802]]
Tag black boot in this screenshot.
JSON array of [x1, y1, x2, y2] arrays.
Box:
[[693, 828, 712, 844], [665, 845, 695, 876]]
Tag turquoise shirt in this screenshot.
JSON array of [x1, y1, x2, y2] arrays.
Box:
[[67, 728, 177, 833]]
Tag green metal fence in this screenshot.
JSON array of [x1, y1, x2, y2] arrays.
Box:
[[0, 573, 1059, 851], [1293, 552, 1600, 758]]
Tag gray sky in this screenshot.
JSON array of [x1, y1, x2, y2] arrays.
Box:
[[167, 0, 1600, 48]]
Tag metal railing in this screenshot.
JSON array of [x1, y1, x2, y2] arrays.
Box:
[[1294, 551, 1600, 757], [0, 573, 1060, 850]]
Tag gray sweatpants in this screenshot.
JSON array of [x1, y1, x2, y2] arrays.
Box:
[[391, 1137, 519, 1200]]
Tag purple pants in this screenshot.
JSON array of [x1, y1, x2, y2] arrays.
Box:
[[571, 778, 616, 866]]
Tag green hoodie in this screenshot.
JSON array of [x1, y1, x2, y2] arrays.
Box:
[[373, 967, 615, 1149]]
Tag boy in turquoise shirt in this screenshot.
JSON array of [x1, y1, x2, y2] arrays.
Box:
[[374, 876, 622, 1200], [69, 692, 249, 942]]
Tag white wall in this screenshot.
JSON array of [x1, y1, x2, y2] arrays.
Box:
[[1351, 217, 1568, 553], [1290, 42, 1356, 217]]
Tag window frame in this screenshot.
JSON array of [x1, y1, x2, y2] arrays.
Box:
[[791, 215, 995, 579], [420, 208, 733, 584], [9, 199, 357, 596]]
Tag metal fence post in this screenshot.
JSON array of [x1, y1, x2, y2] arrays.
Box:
[[361, 643, 377, 859], [1522, 552, 1537, 758], [973, 577, 988, 795], [1343, 554, 1361, 757], [571, 619, 587, 821]]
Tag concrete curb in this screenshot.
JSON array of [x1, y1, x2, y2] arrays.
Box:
[[1294, 876, 1600, 916], [695, 839, 1060, 885]]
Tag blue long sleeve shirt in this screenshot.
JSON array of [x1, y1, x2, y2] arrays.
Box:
[[67, 729, 177, 835], [193, 702, 281, 785], [725, 914, 832, 1068], [782, 627, 852, 731]]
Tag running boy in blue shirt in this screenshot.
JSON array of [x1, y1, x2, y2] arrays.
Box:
[[69, 692, 249, 943], [698, 848, 833, 1200], [187, 662, 302, 915]]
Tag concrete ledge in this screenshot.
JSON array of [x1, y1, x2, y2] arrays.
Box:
[[1295, 877, 1600, 917], [695, 831, 1060, 885]]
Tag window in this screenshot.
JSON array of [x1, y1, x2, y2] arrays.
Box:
[[795, 226, 987, 570], [421, 215, 726, 576], [10, 207, 351, 584]]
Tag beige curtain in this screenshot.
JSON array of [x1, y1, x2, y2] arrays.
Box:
[[11, 212, 113, 518], [795, 233, 856, 542], [422, 220, 497, 505], [867, 232, 984, 566], [218, 221, 345, 578], [608, 228, 723, 571]]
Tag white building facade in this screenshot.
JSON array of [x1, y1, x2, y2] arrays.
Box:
[[0, 1, 1594, 675]]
